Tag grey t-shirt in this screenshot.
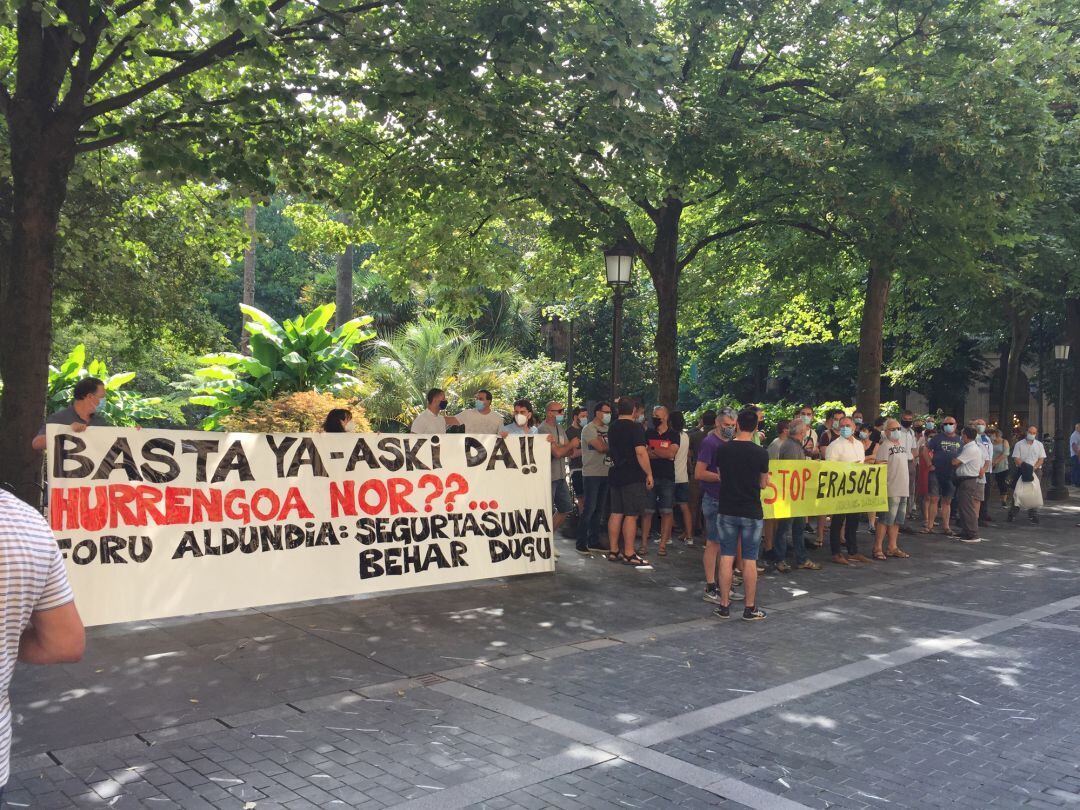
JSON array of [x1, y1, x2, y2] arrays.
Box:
[[36, 405, 109, 438], [580, 422, 609, 477], [875, 440, 912, 498], [772, 437, 806, 461], [537, 421, 568, 482]]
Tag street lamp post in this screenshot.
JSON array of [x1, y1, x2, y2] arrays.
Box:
[[604, 242, 635, 405], [1048, 343, 1071, 501]]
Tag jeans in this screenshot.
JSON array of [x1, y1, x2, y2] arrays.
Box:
[[829, 512, 861, 556], [717, 514, 763, 560], [701, 494, 721, 543], [771, 515, 807, 565], [577, 476, 609, 549]]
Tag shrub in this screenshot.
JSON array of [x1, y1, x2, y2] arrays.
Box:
[[219, 391, 371, 433]]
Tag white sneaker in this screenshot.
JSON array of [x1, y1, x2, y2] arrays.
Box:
[[959, 536, 982, 544]]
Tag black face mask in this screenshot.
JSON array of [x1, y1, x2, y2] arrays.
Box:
[[438, 399, 448, 411], [757, 421, 764, 429], [652, 417, 662, 428], [900, 419, 912, 428]]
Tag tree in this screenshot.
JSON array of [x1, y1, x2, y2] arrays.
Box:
[[240, 199, 257, 354]]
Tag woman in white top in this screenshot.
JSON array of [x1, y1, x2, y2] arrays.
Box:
[[670, 411, 693, 545]]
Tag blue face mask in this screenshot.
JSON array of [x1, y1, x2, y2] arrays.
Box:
[[839, 426, 854, 438], [602, 413, 611, 425], [976, 424, 985, 434], [943, 424, 955, 434], [475, 399, 486, 411], [579, 416, 589, 427], [925, 421, 936, 430], [889, 429, 901, 440], [554, 414, 564, 425]]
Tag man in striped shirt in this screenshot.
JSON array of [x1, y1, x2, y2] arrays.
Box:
[[1, 490, 84, 802]]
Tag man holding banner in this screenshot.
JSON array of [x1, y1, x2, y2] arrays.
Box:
[[768, 419, 821, 572], [825, 416, 872, 565]]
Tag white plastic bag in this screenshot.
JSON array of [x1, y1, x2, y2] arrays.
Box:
[[1014, 478, 1044, 510]]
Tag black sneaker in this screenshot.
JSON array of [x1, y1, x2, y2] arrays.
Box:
[[742, 606, 767, 621], [575, 546, 592, 556], [702, 586, 722, 604], [713, 604, 730, 619], [1030, 513, 1040, 525]]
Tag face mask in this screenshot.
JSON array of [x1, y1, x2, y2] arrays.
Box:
[[652, 416, 662, 428], [943, 424, 955, 434], [554, 414, 564, 425], [802, 415, 812, 425], [579, 416, 589, 427], [976, 424, 985, 434], [636, 415, 645, 424], [515, 413, 529, 426], [438, 399, 448, 411], [859, 430, 869, 440], [1027, 433, 1036, 442], [854, 418, 863, 426], [475, 400, 486, 411], [889, 429, 901, 440], [831, 420, 840, 430], [900, 419, 912, 429], [839, 426, 854, 438], [720, 426, 735, 440], [602, 413, 611, 425], [925, 421, 935, 430]]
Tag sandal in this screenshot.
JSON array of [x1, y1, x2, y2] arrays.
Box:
[[623, 553, 650, 567], [872, 551, 887, 561], [606, 552, 624, 563], [918, 527, 932, 534], [657, 545, 668, 557], [887, 549, 910, 558]]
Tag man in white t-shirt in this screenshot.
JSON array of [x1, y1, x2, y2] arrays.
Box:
[[825, 416, 870, 565], [952, 427, 985, 542], [1010, 425, 1047, 524], [1, 491, 85, 802], [1069, 422, 1080, 487], [410, 388, 461, 434], [455, 389, 505, 434]]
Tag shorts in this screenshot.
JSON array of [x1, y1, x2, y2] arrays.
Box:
[[609, 481, 650, 517], [651, 477, 675, 514], [570, 470, 583, 498], [878, 496, 907, 526], [551, 479, 574, 514], [702, 494, 721, 543], [674, 481, 690, 504], [717, 514, 763, 560], [928, 474, 956, 500]]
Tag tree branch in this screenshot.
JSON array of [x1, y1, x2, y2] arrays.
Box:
[[677, 220, 763, 270]]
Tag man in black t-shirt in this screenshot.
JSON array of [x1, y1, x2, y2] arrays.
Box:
[[606, 397, 653, 567], [712, 409, 770, 622], [643, 405, 680, 556]]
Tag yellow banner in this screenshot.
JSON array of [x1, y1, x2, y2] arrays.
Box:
[[762, 460, 886, 519]]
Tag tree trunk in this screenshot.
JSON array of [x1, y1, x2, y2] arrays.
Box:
[[645, 199, 683, 407], [0, 114, 77, 505], [335, 243, 355, 328], [855, 260, 892, 419], [239, 199, 257, 354], [1063, 297, 1080, 431], [1001, 304, 1031, 432]]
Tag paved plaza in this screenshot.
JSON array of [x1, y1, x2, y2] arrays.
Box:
[[7, 499, 1080, 809]]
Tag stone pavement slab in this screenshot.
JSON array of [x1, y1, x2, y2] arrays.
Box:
[[6, 498, 1080, 808]]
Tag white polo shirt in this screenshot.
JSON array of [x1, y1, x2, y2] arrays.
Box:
[[1012, 437, 1047, 467], [955, 440, 984, 478], [410, 408, 448, 434], [825, 436, 865, 463]]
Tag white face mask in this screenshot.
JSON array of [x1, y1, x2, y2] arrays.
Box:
[[515, 413, 529, 427]]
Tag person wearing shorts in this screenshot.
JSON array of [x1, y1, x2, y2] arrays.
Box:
[[873, 418, 913, 559], [710, 409, 770, 621], [923, 419, 962, 535], [695, 409, 736, 603], [605, 397, 653, 567], [643, 406, 680, 556]]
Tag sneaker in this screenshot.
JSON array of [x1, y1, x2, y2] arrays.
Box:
[[729, 588, 744, 602], [755, 562, 766, 574], [772, 561, 792, 574], [742, 606, 767, 621], [959, 536, 982, 544], [713, 604, 730, 619], [575, 547, 592, 556], [702, 586, 723, 604], [685, 537, 695, 547], [797, 560, 823, 571], [1030, 514, 1040, 525], [586, 543, 608, 552]]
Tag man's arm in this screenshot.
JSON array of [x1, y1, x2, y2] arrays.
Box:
[[18, 602, 85, 664], [443, 415, 461, 427], [634, 446, 654, 488], [694, 459, 719, 483]]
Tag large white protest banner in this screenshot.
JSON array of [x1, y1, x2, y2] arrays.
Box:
[[45, 426, 554, 626]]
